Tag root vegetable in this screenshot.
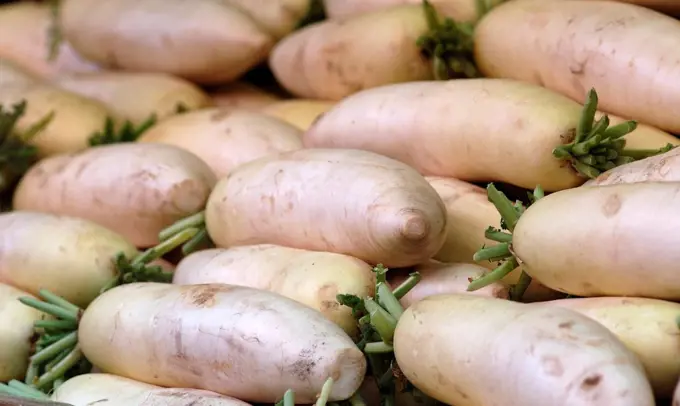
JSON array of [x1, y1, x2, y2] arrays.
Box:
[[394, 294, 655, 405], [304, 79, 656, 191], [607, 114, 680, 150], [208, 83, 281, 111], [473, 0, 680, 133], [78, 283, 366, 403], [324, 0, 504, 22], [172, 245, 375, 335], [137, 109, 303, 178], [204, 148, 448, 267], [261, 99, 335, 131], [13, 143, 216, 248], [0, 84, 111, 156], [0, 212, 137, 307], [269, 5, 435, 100], [0, 3, 99, 79], [541, 297, 680, 398], [222, 0, 312, 38], [60, 0, 273, 84], [0, 284, 45, 381], [586, 147, 680, 186], [52, 373, 252, 406], [52, 72, 212, 126], [0, 58, 39, 88]]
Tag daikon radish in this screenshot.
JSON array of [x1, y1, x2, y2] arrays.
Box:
[[223, 0, 312, 38], [586, 146, 680, 186], [324, 0, 504, 22], [261, 99, 335, 131], [0, 58, 38, 87], [208, 83, 280, 111]]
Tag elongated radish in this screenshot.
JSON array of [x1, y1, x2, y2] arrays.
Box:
[[0, 84, 111, 156], [260, 99, 335, 131], [0, 3, 99, 79], [586, 147, 680, 186], [473, 0, 680, 133], [476, 182, 680, 299], [541, 297, 680, 398], [73, 283, 366, 403], [324, 0, 504, 22], [269, 4, 474, 100], [222, 0, 312, 39], [13, 143, 216, 247], [208, 83, 280, 111], [138, 109, 303, 178], [60, 0, 273, 84], [52, 373, 252, 406], [203, 148, 447, 267], [0, 58, 38, 87], [394, 294, 655, 405], [0, 212, 137, 307], [305, 79, 662, 190], [52, 72, 212, 126], [0, 284, 45, 381], [173, 245, 375, 335]]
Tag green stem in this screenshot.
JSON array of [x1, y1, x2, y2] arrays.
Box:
[[44, 348, 70, 372], [486, 184, 520, 232], [467, 258, 518, 291], [24, 361, 39, 385], [510, 271, 532, 302], [38, 289, 81, 314], [0, 383, 42, 399], [314, 378, 334, 406], [132, 227, 198, 266], [364, 298, 397, 344], [30, 331, 77, 365], [158, 212, 205, 241], [376, 283, 404, 320], [348, 392, 367, 406], [7, 380, 48, 399], [484, 227, 512, 243], [603, 121, 637, 139], [575, 89, 598, 143], [283, 389, 295, 406], [34, 319, 78, 331], [18, 297, 78, 322], [619, 144, 675, 160], [473, 243, 511, 262], [181, 227, 212, 255], [35, 345, 83, 389], [392, 272, 421, 300], [364, 342, 394, 353]]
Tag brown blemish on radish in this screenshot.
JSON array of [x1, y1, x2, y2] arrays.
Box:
[[602, 193, 622, 217], [541, 355, 564, 376], [186, 285, 222, 307], [580, 373, 603, 390]]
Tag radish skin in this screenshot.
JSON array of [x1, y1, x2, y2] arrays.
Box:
[[0, 283, 45, 381], [13, 144, 217, 248], [0, 212, 137, 307], [512, 182, 680, 299], [394, 294, 655, 405], [269, 5, 433, 100], [204, 148, 448, 267], [138, 109, 303, 178], [52, 373, 252, 406], [304, 79, 611, 191], [222, 0, 312, 38], [78, 283, 366, 403], [0, 3, 99, 79], [473, 0, 680, 133], [52, 72, 212, 125], [173, 246, 375, 335], [540, 297, 680, 398], [60, 0, 273, 84], [586, 147, 680, 186], [0, 58, 38, 87], [260, 99, 335, 131], [324, 0, 504, 22], [208, 83, 280, 111]]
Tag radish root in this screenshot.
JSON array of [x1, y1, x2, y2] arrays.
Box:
[[469, 184, 544, 301], [552, 88, 675, 178]]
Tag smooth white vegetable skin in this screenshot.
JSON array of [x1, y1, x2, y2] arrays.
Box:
[[0, 283, 45, 381], [394, 294, 654, 405], [78, 283, 366, 403], [173, 245, 375, 335], [52, 373, 253, 406], [0, 212, 137, 307]]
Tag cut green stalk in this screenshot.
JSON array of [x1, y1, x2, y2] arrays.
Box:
[[619, 143, 675, 160], [511, 271, 532, 302], [467, 258, 518, 291], [472, 243, 511, 262], [392, 272, 421, 300], [364, 342, 395, 353], [376, 283, 404, 320], [24, 361, 39, 385], [283, 389, 295, 406], [484, 227, 513, 243], [30, 331, 77, 365], [575, 89, 598, 143], [7, 380, 47, 399], [314, 378, 334, 406], [18, 298, 78, 323], [88, 115, 158, 146], [157, 211, 215, 255], [364, 298, 397, 344], [486, 184, 520, 232], [0, 382, 48, 400], [34, 345, 83, 389], [34, 319, 78, 331], [348, 392, 367, 406], [38, 289, 81, 314]]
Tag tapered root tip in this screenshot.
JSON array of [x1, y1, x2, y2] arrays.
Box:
[[400, 209, 430, 241]]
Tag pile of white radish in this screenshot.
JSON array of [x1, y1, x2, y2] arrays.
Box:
[[2, 0, 680, 405]]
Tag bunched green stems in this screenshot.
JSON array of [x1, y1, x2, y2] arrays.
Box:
[[469, 184, 544, 302], [158, 211, 214, 255], [552, 88, 675, 179]]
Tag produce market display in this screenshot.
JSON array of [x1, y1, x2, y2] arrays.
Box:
[[1, 0, 680, 405]]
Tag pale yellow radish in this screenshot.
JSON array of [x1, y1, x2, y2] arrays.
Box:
[[269, 5, 434, 100], [474, 0, 680, 133], [208, 82, 280, 111], [0, 83, 111, 156], [138, 109, 303, 178], [79, 283, 366, 403], [204, 148, 448, 267], [261, 99, 335, 131], [0, 2, 100, 79], [13, 143, 216, 248], [223, 0, 312, 38], [0, 283, 46, 381], [52, 72, 212, 125], [60, 0, 273, 84], [304, 79, 648, 191], [172, 245, 375, 335], [394, 294, 655, 405], [510, 182, 680, 299], [324, 0, 504, 22], [541, 297, 680, 398], [52, 373, 252, 406], [0, 211, 137, 307], [0, 58, 38, 87]]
